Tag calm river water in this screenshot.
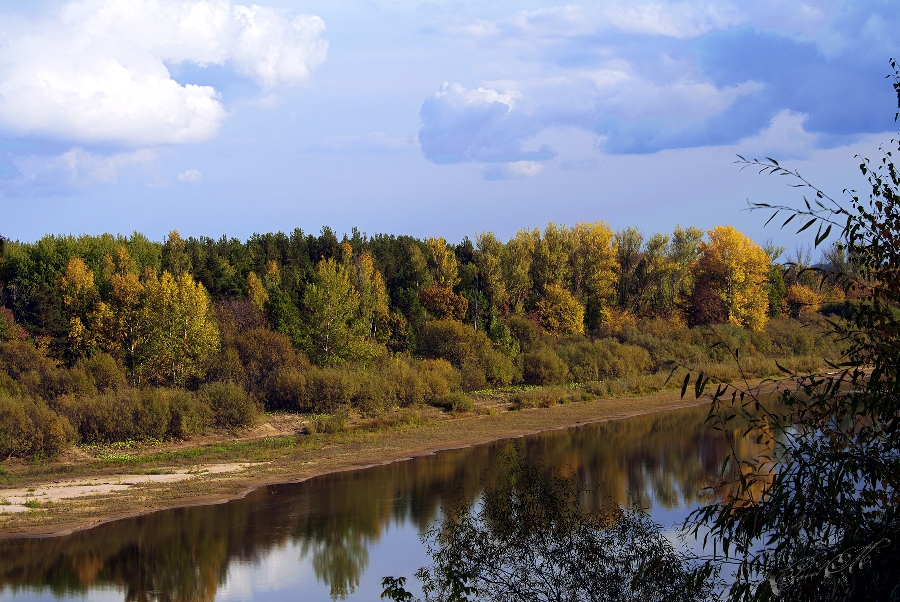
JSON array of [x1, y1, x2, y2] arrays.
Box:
[[0, 402, 762, 601]]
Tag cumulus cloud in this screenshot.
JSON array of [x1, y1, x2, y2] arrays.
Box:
[[419, 83, 556, 163], [13, 148, 156, 187], [418, 0, 898, 169], [177, 168, 203, 182], [0, 0, 328, 147]]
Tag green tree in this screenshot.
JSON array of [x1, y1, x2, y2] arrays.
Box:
[[302, 258, 364, 366], [139, 271, 220, 386]]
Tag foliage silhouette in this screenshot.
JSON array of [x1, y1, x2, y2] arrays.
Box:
[[679, 60, 900, 601]]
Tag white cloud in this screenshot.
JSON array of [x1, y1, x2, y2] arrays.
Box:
[[0, 0, 328, 147], [177, 168, 203, 182], [733, 110, 819, 160], [13, 148, 155, 186]]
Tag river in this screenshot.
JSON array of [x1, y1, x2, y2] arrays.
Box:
[[0, 402, 764, 601]]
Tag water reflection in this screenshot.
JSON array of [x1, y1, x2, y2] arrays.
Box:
[[0, 402, 769, 601]]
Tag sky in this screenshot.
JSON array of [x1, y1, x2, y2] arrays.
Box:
[[1, 0, 898, 251]]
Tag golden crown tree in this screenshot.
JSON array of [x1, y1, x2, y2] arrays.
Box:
[[696, 225, 771, 331]]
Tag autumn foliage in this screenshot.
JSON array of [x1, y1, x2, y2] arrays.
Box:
[[0, 221, 825, 456]]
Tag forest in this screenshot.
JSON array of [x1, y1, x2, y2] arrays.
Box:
[[0, 222, 840, 458]]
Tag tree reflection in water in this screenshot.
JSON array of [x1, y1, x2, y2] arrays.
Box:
[[0, 402, 772, 601]]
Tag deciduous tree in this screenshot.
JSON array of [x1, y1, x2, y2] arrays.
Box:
[[696, 226, 770, 331]]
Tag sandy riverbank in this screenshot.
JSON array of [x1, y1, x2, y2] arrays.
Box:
[[0, 387, 716, 538]]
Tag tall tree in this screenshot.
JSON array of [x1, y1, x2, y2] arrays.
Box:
[[139, 271, 220, 386], [502, 228, 537, 313], [302, 258, 363, 366], [695, 226, 770, 331]]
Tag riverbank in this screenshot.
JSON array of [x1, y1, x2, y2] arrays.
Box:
[[0, 386, 722, 537]]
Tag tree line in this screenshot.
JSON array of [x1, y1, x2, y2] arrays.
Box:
[[0, 222, 839, 457]]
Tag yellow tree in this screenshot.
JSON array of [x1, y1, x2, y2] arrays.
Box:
[[502, 228, 538, 313], [697, 226, 771, 331], [57, 257, 101, 357], [351, 251, 390, 341], [536, 283, 585, 335], [568, 221, 617, 308], [139, 271, 220, 386], [425, 237, 460, 289], [247, 272, 269, 313], [475, 232, 507, 315], [531, 223, 571, 293]]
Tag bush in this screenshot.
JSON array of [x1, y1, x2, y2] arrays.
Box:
[[522, 349, 569, 385], [307, 411, 348, 434], [417, 359, 462, 404], [198, 381, 257, 429], [56, 388, 213, 444], [303, 367, 355, 414], [78, 353, 127, 392], [435, 391, 474, 413], [460, 361, 487, 392], [234, 327, 309, 404], [350, 371, 390, 416], [419, 319, 487, 366], [510, 388, 567, 409], [506, 315, 547, 353], [383, 359, 426, 407], [0, 397, 72, 458], [483, 349, 515, 387], [268, 367, 308, 412]]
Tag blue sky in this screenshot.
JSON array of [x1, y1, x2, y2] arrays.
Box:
[[1, 0, 898, 250]]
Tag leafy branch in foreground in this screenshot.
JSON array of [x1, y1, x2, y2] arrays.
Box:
[[382, 453, 716, 602], [679, 60, 900, 601]]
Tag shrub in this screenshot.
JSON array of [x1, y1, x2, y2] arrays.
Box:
[[350, 371, 390, 416], [417, 359, 462, 404], [198, 381, 257, 429], [204, 346, 248, 388], [522, 349, 569, 385], [435, 392, 474, 413], [483, 349, 515, 387], [234, 327, 309, 402], [461, 361, 487, 392], [78, 353, 127, 392], [384, 358, 427, 408], [0, 397, 72, 458], [418, 319, 490, 367], [510, 388, 567, 409], [56, 388, 213, 444], [268, 367, 308, 412], [506, 315, 547, 353], [303, 367, 355, 414], [307, 411, 348, 434]]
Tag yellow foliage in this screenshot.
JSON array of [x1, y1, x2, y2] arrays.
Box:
[[247, 272, 269, 313], [426, 237, 460, 289], [787, 284, 821, 317], [536, 283, 585, 335], [569, 221, 617, 302], [698, 226, 771, 331], [58, 257, 99, 317]]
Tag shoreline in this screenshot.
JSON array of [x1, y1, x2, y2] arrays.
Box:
[[0, 389, 718, 538]]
